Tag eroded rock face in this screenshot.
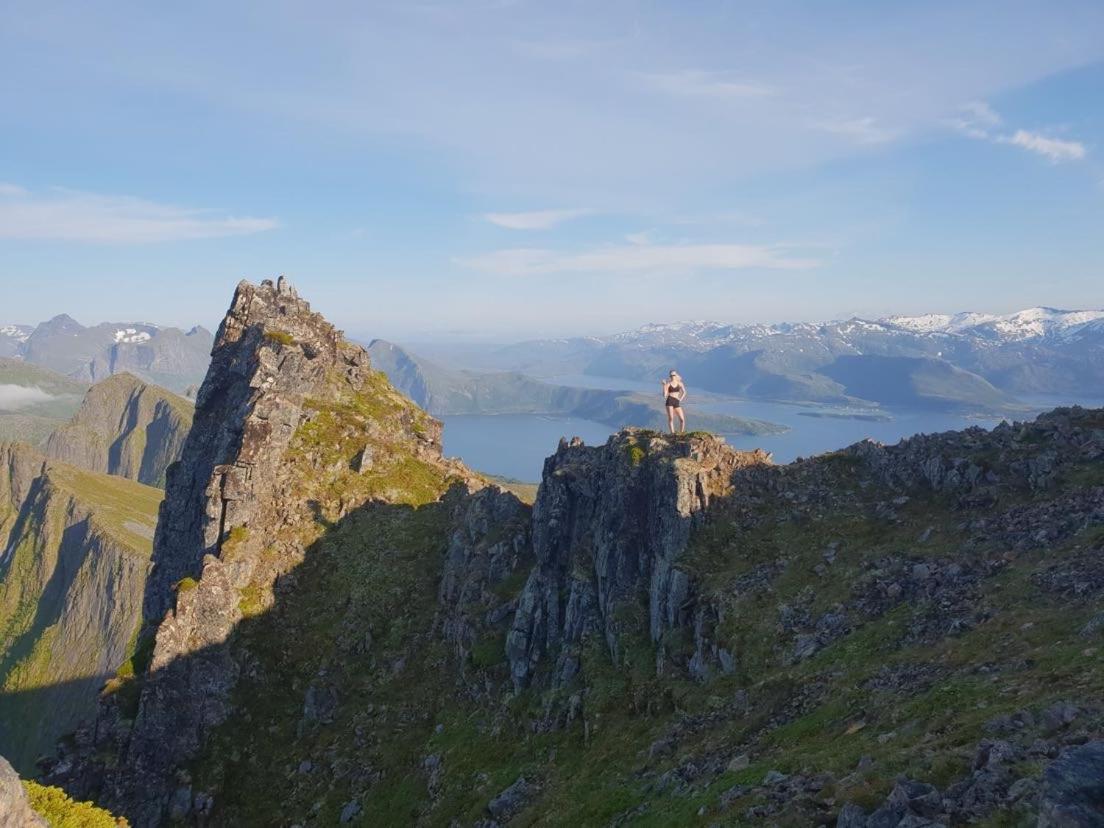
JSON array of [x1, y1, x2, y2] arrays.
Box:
[[44, 373, 192, 487], [848, 409, 1104, 496], [436, 483, 533, 665], [506, 430, 770, 689], [0, 443, 156, 773], [0, 755, 46, 827], [57, 277, 450, 826]]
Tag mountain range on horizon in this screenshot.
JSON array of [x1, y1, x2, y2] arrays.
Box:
[[1, 313, 213, 395], [5, 304, 1103, 428], [412, 305, 1104, 414]]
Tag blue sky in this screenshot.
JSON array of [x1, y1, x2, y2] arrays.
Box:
[[1, 1, 1102, 341]]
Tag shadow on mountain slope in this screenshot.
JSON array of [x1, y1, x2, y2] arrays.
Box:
[[29, 410, 1104, 827]]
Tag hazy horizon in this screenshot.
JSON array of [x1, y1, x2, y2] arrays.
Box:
[[3, 2, 1103, 338], [5, 294, 1104, 348]]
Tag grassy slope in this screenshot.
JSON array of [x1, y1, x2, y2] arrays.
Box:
[[0, 453, 161, 770], [183, 405, 1104, 826]]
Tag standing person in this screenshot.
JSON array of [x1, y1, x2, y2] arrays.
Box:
[[662, 370, 687, 434]]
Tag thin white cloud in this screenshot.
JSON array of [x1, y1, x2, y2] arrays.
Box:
[[483, 208, 594, 230], [1004, 130, 1086, 163], [813, 116, 900, 146], [0, 185, 278, 243], [0, 384, 55, 411], [948, 100, 1002, 139], [951, 102, 1087, 164], [640, 70, 773, 99], [459, 242, 819, 277]]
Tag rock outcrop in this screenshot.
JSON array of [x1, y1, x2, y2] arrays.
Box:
[[58, 277, 471, 825], [1038, 741, 1104, 827], [45, 373, 193, 487], [0, 755, 46, 827], [0, 442, 160, 773], [507, 430, 770, 689]]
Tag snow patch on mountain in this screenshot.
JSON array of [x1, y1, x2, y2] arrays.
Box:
[[609, 307, 1104, 350], [0, 325, 31, 343], [113, 328, 153, 344], [885, 308, 1104, 340]]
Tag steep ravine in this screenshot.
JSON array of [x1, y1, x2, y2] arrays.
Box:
[[40, 279, 1104, 827], [0, 442, 160, 773]]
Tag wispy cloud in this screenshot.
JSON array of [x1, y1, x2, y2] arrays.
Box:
[[813, 116, 900, 146], [482, 208, 594, 230], [951, 102, 1087, 164], [1004, 130, 1086, 163], [948, 100, 1002, 139], [0, 184, 279, 243], [459, 242, 819, 277], [640, 70, 773, 99]]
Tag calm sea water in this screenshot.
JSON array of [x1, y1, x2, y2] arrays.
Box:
[[441, 376, 1104, 482]]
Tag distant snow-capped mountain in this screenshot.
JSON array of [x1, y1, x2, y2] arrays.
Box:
[[447, 306, 1104, 412], [609, 307, 1104, 351], [883, 307, 1104, 341], [1, 314, 213, 393], [0, 324, 33, 358]]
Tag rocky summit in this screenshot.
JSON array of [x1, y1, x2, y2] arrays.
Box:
[[31, 279, 1104, 827]]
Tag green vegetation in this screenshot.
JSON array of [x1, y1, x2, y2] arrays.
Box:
[[0, 448, 160, 770], [264, 330, 297, 347], [175, 577, 199, 592], [24, 780, 127, 827], [626, 443, 646, 466], [46, 461, 162, 552]]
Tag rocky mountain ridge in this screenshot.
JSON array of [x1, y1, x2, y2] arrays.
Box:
[[0, 441, 161, 773], [45, 372, 193, 487], [34, 279, 1104, 826]]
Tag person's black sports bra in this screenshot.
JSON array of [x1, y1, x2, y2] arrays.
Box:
[[667, 383, 683, 395]]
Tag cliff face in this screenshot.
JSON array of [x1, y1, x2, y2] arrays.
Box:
[[45, 373, 193, 487], [0, 755, 46, 827], [507, 431, 770, 690], [0, 443, 160, 773], [40, 279, 1104, 827], [62, 277, 480, 826]]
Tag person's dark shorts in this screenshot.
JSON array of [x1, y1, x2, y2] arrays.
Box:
[[666, 397, 681, 408]]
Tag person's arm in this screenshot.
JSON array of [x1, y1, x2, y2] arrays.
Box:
[[679, 384, 687, 401], [661, 380, 669, 397]]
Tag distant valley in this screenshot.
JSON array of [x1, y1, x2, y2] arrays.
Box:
[[365, 340, 784, 437], [410, 306, 1104, 413]]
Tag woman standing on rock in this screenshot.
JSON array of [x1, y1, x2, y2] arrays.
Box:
[[662, 370, 687, 434]]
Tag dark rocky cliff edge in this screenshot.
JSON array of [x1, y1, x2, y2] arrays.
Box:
[[38, 278, 1104, 827]]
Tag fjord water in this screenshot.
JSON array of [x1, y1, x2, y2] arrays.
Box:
[[441, 374, 1104, 482]]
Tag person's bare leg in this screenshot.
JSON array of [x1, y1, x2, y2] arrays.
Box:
[[667, 406, 676, 434], [677, 408, 686, 433]]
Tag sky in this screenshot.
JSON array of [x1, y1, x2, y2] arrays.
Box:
[[1, 0, 1103, 341]]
